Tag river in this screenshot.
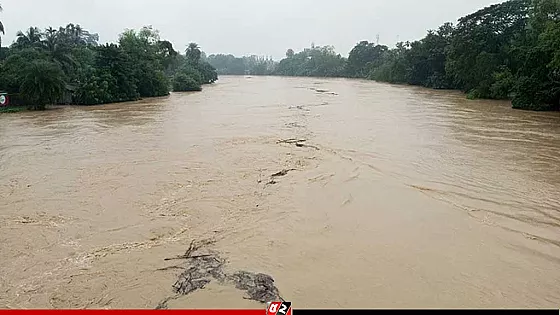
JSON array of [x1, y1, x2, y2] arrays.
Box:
[[1, 76, 559, 308]]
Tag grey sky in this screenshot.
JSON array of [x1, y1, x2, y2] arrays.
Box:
[[1, 0, 504, 59]]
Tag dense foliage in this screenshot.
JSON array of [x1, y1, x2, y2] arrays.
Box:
[[272, 0, 559, 111], [0, 22, 217, 109], [173, 73, 202, 92], [207, 54, 276, 75], [20, 60, 65, 110], [276, 45, 346, 77]]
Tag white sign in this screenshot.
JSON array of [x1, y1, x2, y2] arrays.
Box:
[[0, 95, 6, 106]]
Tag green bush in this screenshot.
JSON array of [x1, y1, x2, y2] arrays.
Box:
[[197, 61, 218, 84], [74, 67, 114, 105], [179, 65, 203, 84], [0, 106, 27, 113], [512, 76, 557, 111], [173, 73, 201, 92], [153, 70, 170, 97], [490, 68, 515, 99], [466, 89, 483, 100]]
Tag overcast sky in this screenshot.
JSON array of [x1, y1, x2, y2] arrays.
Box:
[[1, 0, 504, 59]]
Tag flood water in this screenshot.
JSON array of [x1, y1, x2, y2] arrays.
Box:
[[1, 76, 559, 308]]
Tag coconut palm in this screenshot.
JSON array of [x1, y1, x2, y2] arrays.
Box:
[[42, 26, 75, 73], [185, 42, 201, 64], [15, 27, 43, 48], [20, 60, 65, 110], [43, 27, 57, 51]]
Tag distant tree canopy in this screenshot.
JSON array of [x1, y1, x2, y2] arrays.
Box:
[[207, 54, 276, 75], [0, 24, 218, 109], [275, 45, 347, 77], [345, 41, 388, 78]]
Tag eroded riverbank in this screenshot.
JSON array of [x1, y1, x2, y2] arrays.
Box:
[[1, 76, 559, 308]]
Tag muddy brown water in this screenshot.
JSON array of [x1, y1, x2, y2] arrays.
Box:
[[1, 76, 559, 308]]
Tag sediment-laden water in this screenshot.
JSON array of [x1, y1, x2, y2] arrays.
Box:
[[1, 76, 559, 308]]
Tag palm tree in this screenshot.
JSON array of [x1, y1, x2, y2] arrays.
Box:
[[64, 23, 82, 45], [41, 26, 76, 75], [185, 42, 201, 64], [43, 27, 57, 51], [20, 60, 65, 110], [15, 27, 43, 48]]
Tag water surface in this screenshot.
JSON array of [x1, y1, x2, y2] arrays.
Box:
[[1, 76, 559, 308]]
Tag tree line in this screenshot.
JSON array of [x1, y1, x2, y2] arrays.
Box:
[[206, 54, 276, 76], [0, 18, 217, 110], [209, 0, 558, 111]]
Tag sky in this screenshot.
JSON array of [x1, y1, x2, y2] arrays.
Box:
[[1, 0, 505, 60]]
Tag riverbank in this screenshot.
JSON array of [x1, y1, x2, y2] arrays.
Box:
[[0, 106, 27, 113]]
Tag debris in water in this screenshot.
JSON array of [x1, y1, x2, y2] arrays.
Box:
[[228, 271, 282, 303], [271, 169, 296, 177], [277, 138, 307, 144], [296, 143, 320, 150], [285, 122, 305, 128], [277, 138, 319, 150], [155, 297, 175, 310], [156, 240, 284, 308], [310, 88, 338, 95], [164, 239, 216, 261], [173, 260, 220, 294], [289, 105, 310, 111]]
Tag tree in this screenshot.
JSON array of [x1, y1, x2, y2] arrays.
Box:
[[346, 41, 388, 78], [94, 43, 138, 102], [41, 26, 76, 74], [510, 0, 560, 110], [369, 42, 409, 84], [185, 42, 201, 64], [157, 40, 178, 73], [196, 61, 218, 83], [57, 23, 99, 47], [14, 27, 43, 49], [446, 0, 531, 97], [275, 45, 347, 77], [286, 49, 294, 58], [20, 60, 65, 110], [207, 54, 273, 75], [119, 27, 169, 98], [1, 48, 49, 93]]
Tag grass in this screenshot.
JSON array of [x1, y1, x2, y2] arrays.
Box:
[[0, 106, 27, 113]]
